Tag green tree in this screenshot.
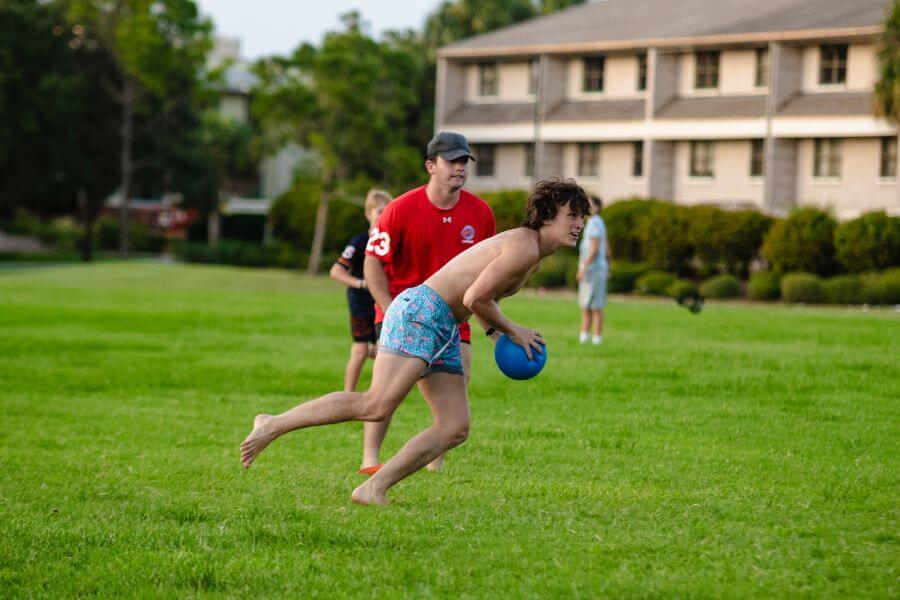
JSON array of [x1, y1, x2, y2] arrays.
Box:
[[67, 0, 212, 255], [875, 0, 900, 122]]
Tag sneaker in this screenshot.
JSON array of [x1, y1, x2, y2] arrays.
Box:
[[592, 335, 602, 345], [579, 332, 589, 344]]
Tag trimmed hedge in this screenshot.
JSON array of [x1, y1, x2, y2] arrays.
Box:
[[667, 278, 698, 298], [527, 251, 578, 289], [834, 211, 900, 273], [637, 204, 694, 275], [608, 261, 650, 293], [748, 271, 780, 300], [175, 240, 303, 269], [762, 208, 837, 276], [700, 274, 742, 299], [861, 268, 900, 305], [822, 275, 863, 304], [688, 206, 773, 277], [781, 272, 825, 303], [635, 270, 678, 296], [480, 189, 528, 233]]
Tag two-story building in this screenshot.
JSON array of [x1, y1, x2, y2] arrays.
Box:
[[435, 0, 898, 218]]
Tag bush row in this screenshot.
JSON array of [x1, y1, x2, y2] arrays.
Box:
[[1, 213, 165, 253], [174, 240, 308, 269]]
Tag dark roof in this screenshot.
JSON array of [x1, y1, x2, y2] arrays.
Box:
[[445, 102, 537, 124], [656, 95, 768, 119], [778, 92, 875, 115], [442, 0, 888, 56], [547, 99, 646, 121]]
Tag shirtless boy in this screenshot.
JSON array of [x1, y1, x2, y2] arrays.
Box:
[[240, 179, 589, 505]]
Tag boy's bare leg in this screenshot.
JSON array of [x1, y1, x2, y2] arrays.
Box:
[[352, 372, 469, 505], [424, 343, 472, 471], [240, 353, 424, 468], [344, 342, 370, 392], [593, 309, 604, 336], [361, 417, 392, 469]]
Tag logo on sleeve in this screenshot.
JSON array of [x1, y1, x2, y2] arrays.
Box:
[[366, 227, 391, 257], [341, 245, 355, 260], [460, 225, 475, 244]]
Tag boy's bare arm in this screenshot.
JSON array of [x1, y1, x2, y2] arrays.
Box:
[[364, 255, 393, 313]]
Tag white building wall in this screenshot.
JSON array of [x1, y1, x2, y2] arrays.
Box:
[[467, 144, 532, 191], [673, 140, 765, 207], [795, 138, 899, 218], [557, 143, 647, 199], [720, 49, 766, 95], [465, 62, 535, 102]]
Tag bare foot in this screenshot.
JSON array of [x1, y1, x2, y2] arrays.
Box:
[[351, 481, 389, 506], [426, 454, 445, 472], [240, 414, 277, 468]]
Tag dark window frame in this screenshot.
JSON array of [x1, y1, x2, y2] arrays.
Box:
[[750, 139, 765, 177], [694, 51, 720, 89], [473, 144, 496, 177], [577, 143, 600, 177], [813, 138, 842, 178], [690, 141, 714, 177], [755, 48, 769, 87], [524, 143, 535, 177], [632, 141, 644, 177], [479, 62, 498, 96], [582, 57, 605, 92], [819, 44, 848, 85], [880, 137, 897, 178], [637, 53, 647, 91]]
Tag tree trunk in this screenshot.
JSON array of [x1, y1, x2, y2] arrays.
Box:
[[306, 192, 330, 275], [119, 76, 135, 257], [77, 188, 93, 263]]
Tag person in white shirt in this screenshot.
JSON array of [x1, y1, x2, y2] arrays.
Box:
[[576, 195, 612, 345]]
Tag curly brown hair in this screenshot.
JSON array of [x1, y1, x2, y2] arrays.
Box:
[[521, 179, 590, 230]]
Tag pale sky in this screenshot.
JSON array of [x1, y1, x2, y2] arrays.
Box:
[[195, 0, 446, 60]]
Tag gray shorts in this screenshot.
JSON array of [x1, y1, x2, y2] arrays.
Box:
[[578, 269, 608, 309]]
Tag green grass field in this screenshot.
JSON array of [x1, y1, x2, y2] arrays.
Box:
[[1, 263, 897, 598]]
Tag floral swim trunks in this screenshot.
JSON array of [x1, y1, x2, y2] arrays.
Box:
[[379, 284, 464, 377]]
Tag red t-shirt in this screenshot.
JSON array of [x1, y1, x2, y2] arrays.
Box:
[[366, 186, 496, 342]]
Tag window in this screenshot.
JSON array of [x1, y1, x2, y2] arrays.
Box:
[[880, 137, 897, 178], [479, 62, 498, 96], [529, 58, 540, 95], [819, 44, 847, 85], [750, 139, 765, 177], [813, 139, 842, 178], [473, 144, 495, 176], [632, 141, 644, 177], [694, 51, 719, 89], [524, 143, 535, 177], [577, 143, 600, 177], [755, 48, 769, 87], [690, 141, 714, 177], [637, 54, 647, 91], [582, 57, 604, 92]]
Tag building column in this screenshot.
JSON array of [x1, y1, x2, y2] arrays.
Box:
[[435, 58, 466, 132], [535, 55, 567, 181], [646, 48, 679, 201], [764, 42, 802, 214]]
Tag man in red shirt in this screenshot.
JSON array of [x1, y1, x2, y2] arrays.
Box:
[[361, 131, 496, 474]]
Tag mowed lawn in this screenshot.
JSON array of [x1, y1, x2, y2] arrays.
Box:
[[0, 263, 897, 598]]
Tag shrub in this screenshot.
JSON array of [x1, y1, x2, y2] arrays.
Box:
[[96, 217, 164, 253], [602, 198, 665, 261], [861, 268, 900, 305], [834, 211, 900, 273], [635, 270, 677, 296], [174, 240, 303, 269], [528, 251, 577, 288], [667, 279, 698, 298], [608, 261, 651, 293], [781, 272, 825, 303], [699, 274, 742, 299], [748, 271, 780, 300], [637, 204, 694, 275], [481, 189, 529, 233], [688, 206, 774, 277], [761, 208, 837, 276], [822, 275, 863, 305]]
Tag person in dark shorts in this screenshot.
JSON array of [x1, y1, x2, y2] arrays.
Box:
[[329, 190, 392, 392]]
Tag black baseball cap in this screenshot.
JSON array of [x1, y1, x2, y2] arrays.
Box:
[[426, 131, 476, 162]]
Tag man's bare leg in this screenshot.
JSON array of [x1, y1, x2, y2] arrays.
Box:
[[352, 372, 469, 505], [240, 353, 424, 468], [344, 342, 370, 392], [424, 342, 471, 472]]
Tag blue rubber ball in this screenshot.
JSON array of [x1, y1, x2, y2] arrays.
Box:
[[494, 334, 547, 380]]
